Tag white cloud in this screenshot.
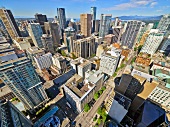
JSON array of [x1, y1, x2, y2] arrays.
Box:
[[150, 2, 157, 7], [156, 10, 163, 12], [103, 0, 157, 11]]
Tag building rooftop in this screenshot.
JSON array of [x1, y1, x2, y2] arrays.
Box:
[[71, 57, 91, 67], [27, 46, 45, 54], [85, 70, 104, 84], [0, 86, 12, 98], [133, 74, 146, 85], [135, 54, 151, 66]]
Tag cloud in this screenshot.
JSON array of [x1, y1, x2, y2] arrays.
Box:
[[103, 0, 157, 11], [150, 2, 157, 7], [156, 10, 163, 12]]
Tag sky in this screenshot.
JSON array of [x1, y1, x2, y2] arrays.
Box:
[[0, 0, 170, 18]]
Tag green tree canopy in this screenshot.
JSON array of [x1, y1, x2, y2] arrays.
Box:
[[94, 92, 99, 100], [84, 103, 90, 112]]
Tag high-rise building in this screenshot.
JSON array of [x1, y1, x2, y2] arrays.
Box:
[[27, 23, 43, 48], [99, 14, 112, 38], [80, 14, 92, 37], [0, 100, 33, 127], [157, 14, 170, 33], [0, 18, 10, 39], [0, 8, 21, 39], [121, 21, 145, 49], [0, 57, 48, 112], [41, 34, 54, 53], [91, 7, 97, 20], [99, 47, 121, 76], [64, 26, 76, 46], [34, 52, 53, 70], [35, 13, 48, 25], [72, 37, 96, 58], [112, 26, 123, 43], [57, 8, 66, 29], [114, 17, 119, 27], [141, 32, 164, 55], [44, 22, 61, 48], [160, 35, 170, 54]]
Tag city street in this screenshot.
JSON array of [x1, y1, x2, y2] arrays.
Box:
[[75, 86, 113, 127]]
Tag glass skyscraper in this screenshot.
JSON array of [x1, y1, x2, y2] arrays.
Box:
[[57, 8, 66, 30], [91, 7, 97, 20], [99, 14, 112, 38], [0, 57, 48, 112]]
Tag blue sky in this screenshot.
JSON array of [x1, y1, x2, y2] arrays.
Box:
[[1, 0, 170, 18]]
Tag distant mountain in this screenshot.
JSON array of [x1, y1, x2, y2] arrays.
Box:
[[113, 15, 162, 21]]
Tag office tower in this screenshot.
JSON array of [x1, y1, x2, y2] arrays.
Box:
[[121, 21, 145, 49], [99, 14, 112, 38], [34, 52, 53, 70], [157, 14, 170, 32], [114, 17, 119, 27], [52, 53, 67, 73], [64, 70, 104, 112], [95, 20, 100, 32], [141, 33, 164, 55], [64, 26, 76, 46], [104, 34, 116, 45], [65, 36, 74, 53], [160, 35, 170, 55], [27, 23, 43, 48], [113, 26, 123, 43], [91, 7, 97, 20], [44, 22, 61, 48], [41, 34, 54, 53], [0, 57, 48, 112], [0, 8, 21, 39], [72, 37, 96, 58], [57, 8, 66, 29], [35, 13, 48, 25], [0, 100, 33, 127], [0, 19, 10, 39], [99, 47, 121, 76], [80, 14, 92, 37]]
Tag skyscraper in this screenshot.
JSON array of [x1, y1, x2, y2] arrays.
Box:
[[44, 22, 61, 48], [91, 7, 97, 20], [0, 57, 48, 112], [35, 13, 48, 25], [80, 14, 92, 37], [0, 8, 21, 39], [27, 23, 43, 48], [0, 100, 33, 127], [99, 14, 112, 38], [57, 8, 66, 29], [140, 32, 164, 55], [121, 21, 145, 49], [157, 14, 170, 32]]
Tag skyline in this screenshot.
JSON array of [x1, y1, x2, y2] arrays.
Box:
[[1, 0, 170, 18]]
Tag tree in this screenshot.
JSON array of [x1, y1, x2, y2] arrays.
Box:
[[113, 72, 117, 77], [131, 57, 136, 64], [99, 90, 103, 95], [84, 104, 90, 112], [97, 118, 101, 125], [97, 107, 102, 115], [101, 86, 106, 91], [134, 47, 137, 51], [61, 50, 67, 56], [94, 92, 99, 100], [71, 53, 77, 59], [137, 45, 143, 54]]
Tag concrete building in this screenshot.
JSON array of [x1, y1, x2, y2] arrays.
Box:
[[96, 44, 107, 58], [104, 34, 116, 45], [99, 47, 121, 76], [27, 23, 43, 48], [112, 26, 123, 43], [52, 53, 67, 73], [13, 37, 32, 50], [80, 14, 92, 37], [34, 52, 53, 70], [0, 85, 15, 101], [121, 21, 145, 49], [64, 70, 104, 112], [160, 35, 170, 54], [140, 32, 164, 55], [44, 22, 61, 48], [41, 34, 54, 53], [35, 13, 48, 25], [99, 14, 112, 38], [157, 14, 170, 33], [0, 57, 48, 112], [70, 57, 91, 78], [91, 7, 97, 20], [72, 36, 96, 58], [26, 46, 45, 62], [0, 8, 21, 39], [0, 18, 10, 39], [57, 8, 66, 29], [0, 100, 33, 127]]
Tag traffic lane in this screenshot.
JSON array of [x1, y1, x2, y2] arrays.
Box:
[[56, 97, 78, 121]]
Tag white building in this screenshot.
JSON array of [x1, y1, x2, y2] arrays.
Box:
[[99, 47, 121, 76], [70, 57, 91, 78], [140, 33, 164, 55], [34, 52, 53, 70], [13, 37, 31, 50]]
